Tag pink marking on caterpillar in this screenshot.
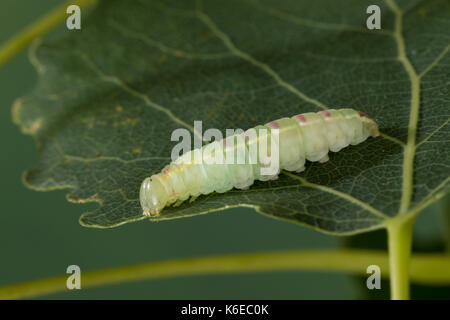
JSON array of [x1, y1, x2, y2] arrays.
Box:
[[358, 111, 368, 118], [268, 121, 280, 129], [321, 110, 331, 118], [295, 114, 307, 123]]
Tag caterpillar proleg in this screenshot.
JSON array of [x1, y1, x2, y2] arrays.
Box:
[[140, 108, 379, 217]]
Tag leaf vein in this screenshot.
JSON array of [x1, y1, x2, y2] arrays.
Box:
[[196, 6, 329, 111], [78, 52, 203, 140], [282, 170, 389, 219], [419, 45, 450, 78], [108, 19, 231, 60], [385, 0, 421, 215], [248, 0, 393, 36], [416, 117, 450, 149]]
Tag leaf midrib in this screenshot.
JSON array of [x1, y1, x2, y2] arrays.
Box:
[[385, 0, 449, 217]]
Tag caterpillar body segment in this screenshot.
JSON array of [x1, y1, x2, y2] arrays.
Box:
[[140, 108, 380, 217]]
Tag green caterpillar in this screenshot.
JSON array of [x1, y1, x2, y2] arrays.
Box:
[[140, 108, 380, 217]]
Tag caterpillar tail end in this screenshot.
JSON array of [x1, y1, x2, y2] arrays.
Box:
[[373, 128, 381, 137], [358, 110, 380, 138], [372, 121, 381, 137]]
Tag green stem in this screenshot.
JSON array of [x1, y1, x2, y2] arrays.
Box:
[[387, 217, 415, 300], [438, 193, 450, 252], [1, 249, 450, 300], [0, 0, 97, 68]]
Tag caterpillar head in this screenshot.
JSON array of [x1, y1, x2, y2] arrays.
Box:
[[359, 111, 380, 138], [140, 177, 169, 217]]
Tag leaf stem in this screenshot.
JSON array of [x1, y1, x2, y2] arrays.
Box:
[[439, 194, 450, 252], [0, 0, 97, 68], [387, 217, 415, 300], [1, 249, 450, 299]]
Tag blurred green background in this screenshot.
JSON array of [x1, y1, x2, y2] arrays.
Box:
[[0, 0, 446, 299]]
